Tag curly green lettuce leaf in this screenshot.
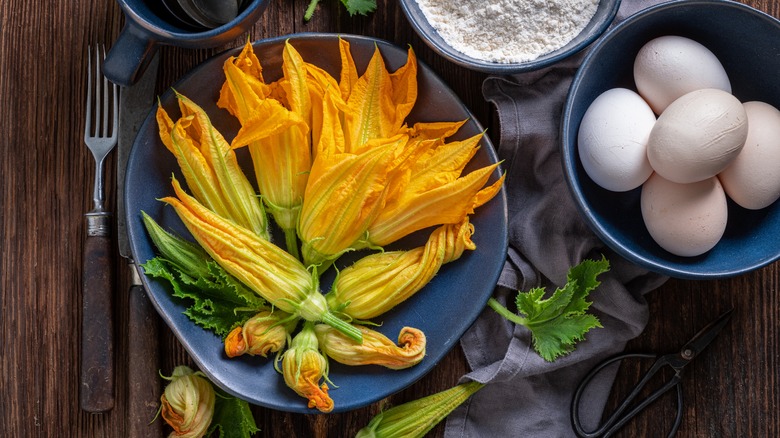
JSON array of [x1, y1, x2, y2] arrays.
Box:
[[209, 387, 260, 438], [488, 257, 607, 362], [142, 257, 266, 337]]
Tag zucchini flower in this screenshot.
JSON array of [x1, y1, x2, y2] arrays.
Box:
[[327, 218, 475, 320], [224, 309, 297, 358], [156, 94, 269, 240], [160, 366, 215, 438], [161, 176, 362, 343], [356, 381, 485, 438], [298, 136, 409, 268], [315, 324, 426, 370], [219, 41, 312, 259], [366, 133, 505, 247], [280, 322, 333, 413]]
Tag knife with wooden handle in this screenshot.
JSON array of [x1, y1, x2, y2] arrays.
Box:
[[116, 53, 163, 438]]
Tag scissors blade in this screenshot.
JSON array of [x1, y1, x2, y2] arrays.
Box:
[[679, 308, 734, 361]]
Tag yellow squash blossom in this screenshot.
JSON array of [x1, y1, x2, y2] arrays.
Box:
[[219, 41, 312, 258], [161, 176, 362, 342], [224, 309, 297, 358], [298, 136, 410, 268], [327, 218, 476, 320], [281, 322, 334, 413], [315, 324, 426, 370], [366, 133, 505, 247], [160, 366, 215, 438], [156, 95, 269, 239]]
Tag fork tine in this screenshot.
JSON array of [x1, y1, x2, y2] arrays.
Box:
[[101, 45, 109, 137], [84, 46, 92, 141], [94, 45, 102, 138]]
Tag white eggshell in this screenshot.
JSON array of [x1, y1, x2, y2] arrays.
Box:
[[641, 173, 728, 257], [634, 35, 732, 114], [646, 88, 747, 184], [577, 88, 656, 192], [719, 101, 780, 209]]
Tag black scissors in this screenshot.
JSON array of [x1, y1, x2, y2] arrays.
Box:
[[571, 308, 734, 438]]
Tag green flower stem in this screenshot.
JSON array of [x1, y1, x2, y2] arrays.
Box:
[[283, 227, 301, 261], [304, 0, 319, 21], [321, 311, 363, 344], [487, 297, 527, 326]]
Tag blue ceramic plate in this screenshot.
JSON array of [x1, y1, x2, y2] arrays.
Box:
[[125, 33, 508, 413], [561, 0, 780, 279]]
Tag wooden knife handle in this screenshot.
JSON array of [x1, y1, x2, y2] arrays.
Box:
[[128, 283, 163, 437], [80, 215, 115, 412]]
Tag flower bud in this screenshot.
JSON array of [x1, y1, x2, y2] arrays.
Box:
[[224, 310, 297, 358], [141, 211, 211, 278], [356, 381, 484, 438], [281, 322, 334, 413], [160, 366, 215, 438], [315, 325, 426, 370]]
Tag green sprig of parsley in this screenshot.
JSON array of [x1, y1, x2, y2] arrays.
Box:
[[304, 0, 377, 21], [487, 257, 607, 362]]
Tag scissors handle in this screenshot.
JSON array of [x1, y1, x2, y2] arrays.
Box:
[[572, 353, 684, 438]]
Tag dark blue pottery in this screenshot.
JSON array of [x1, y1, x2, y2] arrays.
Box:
[[125, 34, 508, 413], [103, 0, 269, 86], [561, 0, 780, 279]]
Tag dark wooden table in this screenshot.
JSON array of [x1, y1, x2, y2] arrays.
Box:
[[1, 0, 778, 436]]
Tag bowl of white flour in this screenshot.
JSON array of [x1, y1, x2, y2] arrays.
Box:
[[399, 0, 620, 73]]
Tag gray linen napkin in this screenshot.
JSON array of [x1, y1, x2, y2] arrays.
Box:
[[444, 1, 667, 437]]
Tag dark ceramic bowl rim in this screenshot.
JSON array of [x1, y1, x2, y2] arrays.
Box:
[[561, 0, 780, 279], [116, 0, 268, 42], [398, 0, 622, 74]]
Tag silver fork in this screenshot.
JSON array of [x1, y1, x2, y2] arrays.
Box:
[[80, 44, 117, 413]]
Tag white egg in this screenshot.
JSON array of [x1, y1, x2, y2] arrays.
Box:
[[646, 88, 747, 184], [719, 101, 780, 210], [577, 88, 656, 192], [641, 173, 728, 257], [634, 35, 732, 114]]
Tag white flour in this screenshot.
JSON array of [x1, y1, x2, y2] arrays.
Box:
[[415, 0, 600, 63]]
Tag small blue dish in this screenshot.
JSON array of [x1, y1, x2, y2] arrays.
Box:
[[398, 0, 621, 74], [561, 0, 780, 279], [125, 33, 508, 413], [103, 0, 269, 86]]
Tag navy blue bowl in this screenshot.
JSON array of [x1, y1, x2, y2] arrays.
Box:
[[561, 0, 780, 279], [104, 0, 269, 86], [398, 0, 621, 74]]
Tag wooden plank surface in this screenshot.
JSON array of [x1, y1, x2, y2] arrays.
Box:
[[0, 0, 777, 437]]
